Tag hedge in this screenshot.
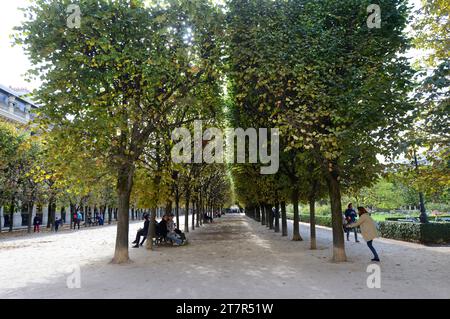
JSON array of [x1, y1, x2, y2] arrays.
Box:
[[385, 216, 450, 221], [378, 221, 450, 244], [290, 214, 450, 244], [299, 214, 332, 228]]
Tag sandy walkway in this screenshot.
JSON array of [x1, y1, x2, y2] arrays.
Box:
[[0, 214, 449, 298]]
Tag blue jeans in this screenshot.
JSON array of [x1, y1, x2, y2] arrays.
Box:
[[167, 232, 182, 245], [346, 227, 358, 241], [367, 240, 379, 260]]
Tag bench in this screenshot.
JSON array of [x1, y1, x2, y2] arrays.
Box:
[[154, 235, 172, 246]]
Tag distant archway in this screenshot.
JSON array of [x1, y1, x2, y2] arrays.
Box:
[[228, 204, 243, 214]]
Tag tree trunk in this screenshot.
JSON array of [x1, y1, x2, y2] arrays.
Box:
[[255, 205, 261, 222], [414, 148, 428, 223], [49, 202, 56, 231], [146, 207, 157, 250], [70, 203, 76, 229], [292, 187, 303, 241], [418, 192, 427, 223], [265, 205, 269, 228], [309, 197, 317, 250], [101, 205, 106, 221], [61, 206, 66, 224], [112, 163, 134, 264], [281, 201, 287, 236], [191, 200, 196, 231], [267, 204, 274, 229], [196, 199, 200, 228], [27, 201, 34, 234], [108, 207, 112, 224], [84, 206, 88, 227], [261, 204, 266, 225], [175, 186, 180, 229], [184, 192, 190, 233], [8, 197, 15, 232], [199, 193, 203, 227], [46, 202, 52, 229], [274, 202, 280, 233], [326, 162, 346, 262], [165, 201, 172, 220]]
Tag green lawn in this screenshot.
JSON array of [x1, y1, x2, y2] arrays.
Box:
[[370, 214, 406, 222]]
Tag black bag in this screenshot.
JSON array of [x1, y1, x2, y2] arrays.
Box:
[[175, 229, 186, 240]]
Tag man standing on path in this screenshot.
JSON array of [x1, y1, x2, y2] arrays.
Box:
[[73, 210, 82, 230], [54, 217, 61, 232], [344, 203, 359, 242], [33, 215, 41, 233]]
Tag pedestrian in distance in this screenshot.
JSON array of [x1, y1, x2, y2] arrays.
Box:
[[33, 215, 41, 233], [54, 217, 61, 232], [77, 211, 82, 229], [344, 203, 360, 242]]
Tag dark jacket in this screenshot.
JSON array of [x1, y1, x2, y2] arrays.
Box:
[[33, 216, 41, 226], [142, 220, 150, 235], [344, 208, 357, 223], [156, 219, 168, 237]]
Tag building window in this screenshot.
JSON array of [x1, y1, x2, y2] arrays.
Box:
[[0, 93, 7, 106], [17, 101, 25, 112]]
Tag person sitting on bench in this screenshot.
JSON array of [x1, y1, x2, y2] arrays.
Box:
[[132, 214, 150, 248], [203, 213, 213, 223], [156, 214, 169, 240], [167, 214, 184, 246]]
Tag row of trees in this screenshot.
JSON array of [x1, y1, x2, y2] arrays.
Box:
[[0, 121, 42, 233], [228, 0, 448, 260], [0, 118, 231, 242], [0, 120, 123, 232], [14, 0, 448, 263], [228, 0, 414, 261], [15, 0, 232, 263]]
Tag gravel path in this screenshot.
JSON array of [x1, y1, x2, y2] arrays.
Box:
[[0, 214, 449, 298]]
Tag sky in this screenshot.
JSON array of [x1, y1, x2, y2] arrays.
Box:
[[0, 0, 39, 90], [0, 0, 423, 92]]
